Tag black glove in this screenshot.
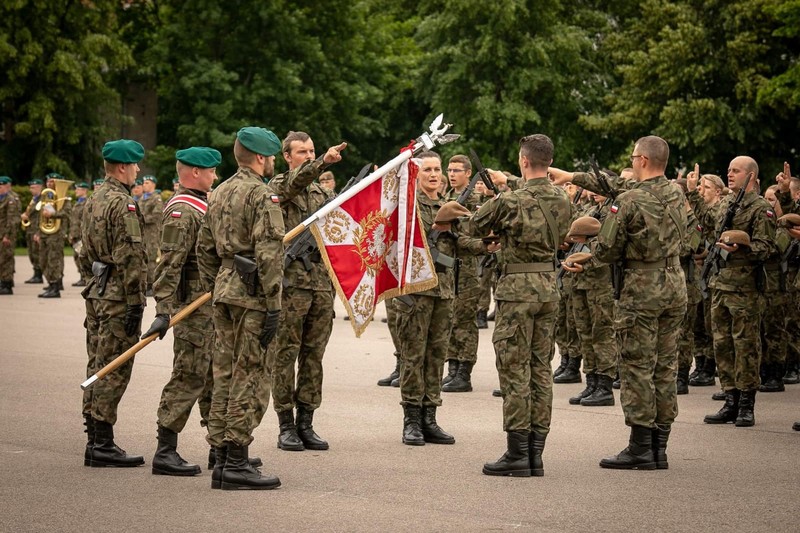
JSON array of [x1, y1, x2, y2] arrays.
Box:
[[259, 310, 281, 349], [124, 304, 145, 337], [142, 313, 170, 340]]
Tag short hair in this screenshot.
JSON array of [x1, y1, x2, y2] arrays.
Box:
[[233, 138, 257, 165], [634, 136, 669, 170], [740, 156, 759, 179], [789, 177, 800, 196], [103, 161, 122, 175], [418, 151, 441, 161], [448, 154, 471, 172], [701, 174, 724, 191], [519, 134, 553, 167], [282, 131, 311, 154], [319, 171, 334, 181]]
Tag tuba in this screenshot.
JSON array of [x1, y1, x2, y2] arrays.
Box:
[[37, 179, 74, 235]]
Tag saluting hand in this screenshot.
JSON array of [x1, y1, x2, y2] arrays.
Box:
[[323, 142, 348, 165]]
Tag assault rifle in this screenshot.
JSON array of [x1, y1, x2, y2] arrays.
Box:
[[588, 156, 624, 299], [556, 186, 588, 289]]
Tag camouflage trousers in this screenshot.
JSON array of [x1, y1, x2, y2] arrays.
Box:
[[760, 288, 789, 365], [787, 278, 800, 367], [711, 289, 764, 391], [156, 293, 213, 433], [0, 240, 14, 281], [693, 299, 714, 361], [271, 286, 334, 414], [386, 299, 401, 357], [396, 294, 454, 407], [678, 297, 699, 371], [144, 225, 159, 287], [555, 277, 581, 358], [571, 286, 616, 378], [82, 298, 139, 424], [26, 233, 39, 269], [39, 232, 65, 283], [493, 299, 558, 435], [446, 287, 479, 364], [477, 262, 495, 313], [206, 302, 271, 448], [615, 304, 683, 429]]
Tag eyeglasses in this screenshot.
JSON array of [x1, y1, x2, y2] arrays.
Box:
[[630, 154, 648, 162], [447, 168, 466, 174]]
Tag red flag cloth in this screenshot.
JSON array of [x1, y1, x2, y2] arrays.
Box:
[[311, 158, 437, 336]]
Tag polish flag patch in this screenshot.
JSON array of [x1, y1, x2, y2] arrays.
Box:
[[696, 224, 703, 232], [127, 204, 136, 211], [271, 195, 280, 203], [171, 211, 182, 218], [766, 210, 775, 218], [610, 205, 619, 214]]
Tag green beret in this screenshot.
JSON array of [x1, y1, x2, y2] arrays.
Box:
[[102, 139, 145, 164], [172, 177, 179, 184], [237, 127, 281, 156], [93, 179, 105, 186], [0, 176, 11, 185], [28, 178, 43, 186], [45, 172, 64, 180], [134, 178, 143, 186], [143, 175, 156, 183], [176, 146, 222, 168], [76, 182, 89, 189]]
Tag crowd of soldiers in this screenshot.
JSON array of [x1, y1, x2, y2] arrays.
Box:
[[2, 129, 798, 491]]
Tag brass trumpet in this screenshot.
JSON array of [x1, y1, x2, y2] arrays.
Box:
[[37, 179, 74, 235]]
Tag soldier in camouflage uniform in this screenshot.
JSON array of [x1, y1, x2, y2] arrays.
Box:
[[21, 178, 44, 284], [0, 176, 20, 294], [775, 169, 800, 385], [70, 182, 91, 286], [676, 198, 704, 394], [395, 151, 460, 447], [475, 134, 570, 477], [79, 139, 148, 468], [270, 132, 346, 452], [690, 157, 777, 427], [441, 154, 486, 393], [141, 147, 221, 477], [37, 173, 72, 298], [376, 299, 402, 387], [139, 175, 163, 295]]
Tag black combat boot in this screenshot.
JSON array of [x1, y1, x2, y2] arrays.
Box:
[[38, 283, 56, 298], [599, 425, 656, 470], [554, 355, 582, 384], [553, 354, 569, 378], [296, 405, 329, 450], [390, 374, 400, 387], [420, 406, 455, 444], [151, 426, 201, 476], [402, 405, 425, 446], [783, 362, 800, 384], [569, 373, 596, 405], [89, 420, 145, 467], [276, 410, 304, 451], [652, 425, 670, 469], [208, 446, 262, 469], [759, 363, 785, 392], [83, 415, 95, 466], [441, 359, 458, 386], [57, 278, 64, 290], [25, 269, 43, 284], [690, 357, 716, 386], [41, 280, 61, 298], [442, 361, 473, 393], [676, 366, 690, 395], [378, 355, 400, 386], [689, 355, 706, 382], [793, 421, 800, 431], [703, 388, 740, 424], [482, 431, 532, 477], [220, 443, 280, 490], [492, 389, 502, 397], [581, 374, 615, 406], [612, 370, 621, 390], [0, 281, 11, 294], [711, 390, 727, 400], [211, 445, 227, 489], [529, 431, 546, 477], [486, 308, 496, 321], [72, 278, 86, 287], [476, 309, 488, 329], [735, 389, 756, 427]]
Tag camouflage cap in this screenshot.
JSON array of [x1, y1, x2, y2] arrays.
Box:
[[434, 201, 471, 224], [0, 176, 11, 185], [720, 230, 751, 247], [143, 175, 157, 183], [75, 182, 89, 189], [566, 252, 592, 266], [237, 127, 281, 156], [176, 146, 222, 168], [568, 216, 601, 239], [778, 213, 800, 228], [102, 139, 145, 163], [28, 178, 43, 186]]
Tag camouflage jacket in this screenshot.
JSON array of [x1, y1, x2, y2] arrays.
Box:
[[473, 177, 571, 303], [0, 191, 21, 241], [444, 187, 485, 294], [79, 178, 147, 305], [22, 195, 41, 236], [69, 197, 87, 243], [417, 190, 457, 299], [197, 166, 285, 312], [139, 192, 163, 235], [589, 175, 688, 311], [154, 187, 208, 315], [681, 210, 704, 305], [686, 191, 723, 248]]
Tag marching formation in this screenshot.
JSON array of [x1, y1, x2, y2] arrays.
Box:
[[2, 124, 799, 491]]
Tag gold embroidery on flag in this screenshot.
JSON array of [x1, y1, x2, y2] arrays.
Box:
[[353, 210, 393, 277]]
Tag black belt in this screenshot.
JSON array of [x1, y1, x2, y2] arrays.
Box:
[[221, 256, 254, 269], [626, 256, 680, 270]]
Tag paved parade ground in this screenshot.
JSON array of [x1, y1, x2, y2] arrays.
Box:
[[1, 260, 798, 532]]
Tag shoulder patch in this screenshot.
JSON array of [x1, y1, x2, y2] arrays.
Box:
[[127, 204, 136, 212], [170, 211, 182, 218], [766, 210, 775, 218], [610, 205, 619, 214], [271, 195, 280, 203], [696, 224, 703, 232]]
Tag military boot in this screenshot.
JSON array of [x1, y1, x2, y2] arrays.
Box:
[[25, 269, 43, 284], [210, 445, 227, 489], [89, 421, 145, 467], [402, 405, 425, 446], [208, 446, 262, 469], [441, 359, 458, 386], [57, 278, 64, 290], [83, 415, 95, 466], [296, 405, 329, 450], [612, 371, 620, 390], [38, 283, 56, 298], [277, 410, 304, 451], [482, 430, 532, 477], [529, 431, 546, 477], [72, 278, 86, 287], [689, 355, 706, 382], [581, 374, 615, 406], [0, 281, 11, 295], [711, 390, 727, 400], [759, 363, 785, 392], [569, 372, 596, 405], [41, 280, 61, 298], [220, 443, 281, 491], [554, 355, 582, 384], [676, 366, 690, 395], [652, 425, 670, 469], [783, 362, 800, 384], [492, 389, 502, 397], [793, 421, 800, 431], [599, 425, 656, 470], [476, 309, 488, 329], [703, 389, 740, 424], [442, 361, 473, 392], [735, 389, 756, 427], [420, 406, 455, 444], [486, 308, 496, 321], [377, 355, 400, 386], [553, 354, 569, 378], [690, 357, 716, 386], [151, 426, 201, 476]]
